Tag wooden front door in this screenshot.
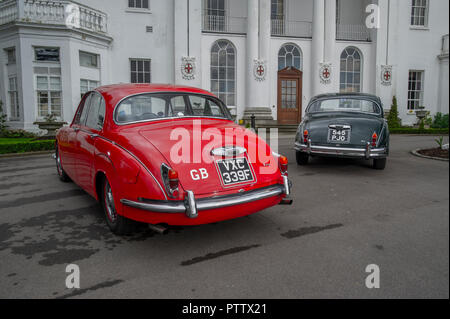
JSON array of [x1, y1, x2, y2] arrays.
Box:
[[277, 67, 302, 124]]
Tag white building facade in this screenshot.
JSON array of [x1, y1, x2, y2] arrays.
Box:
[[0, 0, 448, 131]]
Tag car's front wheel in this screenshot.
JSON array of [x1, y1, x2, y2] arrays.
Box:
[[55, 144, 71, 182], [373, 158, 387, 170], [296, 151, 309, 165], [101, 178, 137, 235]]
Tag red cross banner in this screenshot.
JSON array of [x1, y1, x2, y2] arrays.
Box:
[[181, 56, 196, 80], [319, 63, 332, 84], [381, 65, 393, 86], [253, 59, 267, 81]]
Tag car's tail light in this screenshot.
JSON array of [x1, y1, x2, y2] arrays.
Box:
[[168, 169, 179, 190], [303, 130, 309, 143], [372, 132, 378, 147], [279, 155, 288, 175], [161, 164, 179, 198]]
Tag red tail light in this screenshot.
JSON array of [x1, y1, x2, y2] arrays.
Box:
[[372, 132, 378, 147], [279, 155, 288, 174], [161, 164, 179, 198], [168, 169, 179, 190], [303, 130, 309, 143]]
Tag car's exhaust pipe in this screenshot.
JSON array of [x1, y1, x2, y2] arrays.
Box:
[[148, 224, 169, 235], [279, 199, 293, 205]]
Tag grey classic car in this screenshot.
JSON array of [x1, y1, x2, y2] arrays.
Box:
[[294, 93, 389, 170]]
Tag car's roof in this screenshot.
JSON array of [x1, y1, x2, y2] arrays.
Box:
[[95, 83, 216, 101], [310, 92, 381, 103]]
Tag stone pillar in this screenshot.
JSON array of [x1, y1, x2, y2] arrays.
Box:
[[174, 0, 202, 87], [374, 0, 393, 110], [311, 0, 325, 96], [243, 0, 274, 125], [246, 0, 259, 108], [324, 0, 336, 90]]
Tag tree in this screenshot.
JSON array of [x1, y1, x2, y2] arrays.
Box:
[[387, 96, 401, 129]]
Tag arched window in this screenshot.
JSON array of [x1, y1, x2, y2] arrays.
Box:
[[211, 40, 236, 106], [340, 47, 362, 93], [278, 44, 302, 71]]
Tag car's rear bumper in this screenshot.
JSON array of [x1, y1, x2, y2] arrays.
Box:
[[120, 176, 292, 225], [294, 141, 388, 159]]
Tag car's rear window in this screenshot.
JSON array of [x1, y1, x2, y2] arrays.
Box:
[[115, 93, 231, 124], [308, 98, 381, 115]]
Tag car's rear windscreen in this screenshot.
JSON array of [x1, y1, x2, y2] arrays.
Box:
[[307, 98, 382, 115], [115, 93, 232, 124]]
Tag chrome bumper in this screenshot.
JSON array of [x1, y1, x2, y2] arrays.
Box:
[[121, 178, 291, 219], [294, 141, 387, 159]]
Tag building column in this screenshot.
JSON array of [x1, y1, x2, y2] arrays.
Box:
[[324, 0, 336, 90], [374, 0, 393, 109], [174, 0, 202, 87], [311, 0, 325, 96], [243, 0, 274, 123], [245, 0, 259, 109]]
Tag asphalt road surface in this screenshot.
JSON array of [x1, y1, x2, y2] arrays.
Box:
[[0, 135, 448, 299]]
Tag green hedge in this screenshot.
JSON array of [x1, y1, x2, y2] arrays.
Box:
[[390, 128, 449, 135], [0, 139, 55, 155]]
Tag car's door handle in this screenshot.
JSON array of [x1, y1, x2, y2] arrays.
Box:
[[73, 127, 80, 132], [90, 134, 99, 139]]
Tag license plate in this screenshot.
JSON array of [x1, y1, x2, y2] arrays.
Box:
[[328, 128, 351, 144], [216, 157, 255, 186]]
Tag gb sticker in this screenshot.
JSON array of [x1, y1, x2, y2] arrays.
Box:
[[190, 168, 209, 181]]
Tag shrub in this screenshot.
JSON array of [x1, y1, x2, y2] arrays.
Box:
[[432, 113, 449, 129], [0, 100, 8, 134], [390, 127, 449, 135], [0, 129, 37, 138], [0, 139, 55, 155], [387, 96, 402, 129]]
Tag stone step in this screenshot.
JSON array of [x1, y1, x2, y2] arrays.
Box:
[[256, 124, 299, 133]]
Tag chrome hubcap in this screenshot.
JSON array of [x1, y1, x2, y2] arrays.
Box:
[[104, 182, 117, 222]]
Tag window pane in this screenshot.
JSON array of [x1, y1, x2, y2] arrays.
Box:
[[85, 93, 101, 129], [278, 44, 302, 70], [38, 92, 49, 117], [79, 51, 98, 68], [50, 77, 61, 90], [37, 76, 48, 90], [130, 59, 151, 83]]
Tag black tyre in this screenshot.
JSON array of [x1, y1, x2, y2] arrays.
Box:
[[296, 151, 309, 165], [373, 158, 387, 170], [101, 178, 137, 235], [55, 144, 71, 182]]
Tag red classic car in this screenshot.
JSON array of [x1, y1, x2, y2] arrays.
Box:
[[55, 84, 292, 235]]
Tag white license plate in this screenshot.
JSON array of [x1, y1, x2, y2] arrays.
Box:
[[216, 157, 255, 186], [328, 128, 351, 144]]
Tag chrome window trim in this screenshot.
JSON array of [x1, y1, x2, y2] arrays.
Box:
[[111, 91, 233, 126]]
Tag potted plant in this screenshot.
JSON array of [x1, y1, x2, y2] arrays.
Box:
[[33, 113, 67, 139]]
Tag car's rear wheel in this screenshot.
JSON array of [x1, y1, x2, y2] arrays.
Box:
[[55, 144, 71, 182], [373, 158, 387, 170], [101, 178, 136, 235], [296, 151, 309, 165]]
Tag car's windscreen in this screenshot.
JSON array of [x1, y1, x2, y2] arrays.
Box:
[[308, 98, 381, 115], [115, 93, 231, 124]]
